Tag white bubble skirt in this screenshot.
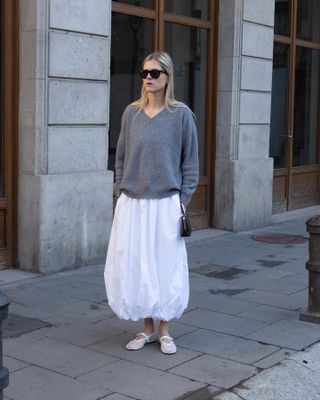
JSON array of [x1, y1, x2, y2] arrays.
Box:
[[104, 192, 189, 321]]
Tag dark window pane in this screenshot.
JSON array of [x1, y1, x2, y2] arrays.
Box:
[[274, 0, 290, 36], [112, 0, 154, 8], [165, 0, 208, 19], [165, 24, 208, 175], [0, 0, 3, 197], [109, 13, 154, 171], [293, 47, 320, 166], [270, 43, 290, 169], [297, 0, 320, 43]]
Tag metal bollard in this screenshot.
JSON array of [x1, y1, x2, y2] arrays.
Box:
[[300, 216, 320, 324], [0, 292, 9, 400]]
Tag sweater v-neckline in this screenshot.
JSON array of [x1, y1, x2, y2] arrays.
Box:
[[142, 107, 167, 120]]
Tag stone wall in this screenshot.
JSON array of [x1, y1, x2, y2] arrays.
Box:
[[214, 0, 275, 231], [19, 0, 113, 273]]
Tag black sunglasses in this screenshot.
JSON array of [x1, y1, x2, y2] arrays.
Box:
[[139, 69, 168, 79]]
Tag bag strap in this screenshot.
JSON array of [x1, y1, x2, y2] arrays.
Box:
[[180, 202, 186, 214]]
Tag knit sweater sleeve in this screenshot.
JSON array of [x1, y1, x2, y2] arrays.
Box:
[[180, 109, 199, 206], [114, 106, 129, 198]]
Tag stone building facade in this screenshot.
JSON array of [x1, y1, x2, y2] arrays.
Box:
[[1, 0, 319, 273]]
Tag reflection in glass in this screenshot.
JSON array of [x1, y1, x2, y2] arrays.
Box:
[[297, 0, 320, 43], [293, 47, 320, 167], [165, 0, 208, 19], [109, 13, 154, 170], [270, 43, 289, 169], [112, 0, 154, 8], [0, 1, 3, 197], [165, 24, 208, 175], [274, 0, 290, 36]]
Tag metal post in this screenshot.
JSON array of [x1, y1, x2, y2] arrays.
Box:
[[300, 216, 320, 324], [0, 292, 9, 400]]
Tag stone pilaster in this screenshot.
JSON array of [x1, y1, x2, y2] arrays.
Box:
[[214, 0, 275, 231], [19, 0, 113, 273]]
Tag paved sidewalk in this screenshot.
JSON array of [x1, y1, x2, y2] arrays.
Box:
[[1, 207, 320, 400]]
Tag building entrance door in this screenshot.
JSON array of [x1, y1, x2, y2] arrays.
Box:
[[109, 0, 217, 229], [271, 0, 320, 213], [0, 0, 18, 266]]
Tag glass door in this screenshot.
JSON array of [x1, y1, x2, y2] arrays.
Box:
[[110, 0, 217, 228], [271, 0, 320, 212]]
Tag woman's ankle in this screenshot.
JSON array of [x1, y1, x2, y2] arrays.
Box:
[[144, 318, 155, 335]]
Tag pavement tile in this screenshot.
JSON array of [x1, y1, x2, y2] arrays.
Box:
[[189, 291, 257, 315], [94, 315, 149, 334], [19, 295, 114, 322], [237, 305, 298, 323], [3, 356, 29, 373], [229, 274, 305, 295], [246, 318, 320, 350], [78, 359, 206, 400], [4, 366, 111, 400], [89, 332, 202, 371], [214, 394, 242, 400], [253, 348, 296, 369], [175, 329, 279, 364], [8, 300, 54, 321], [179, 308, 269, 336], [231, 289, 304, 310], [101, 394, 136, 400], [37, 320, 120, 347], [169, 354, 258, 389], [4, 337, 119, 378], [174, 385, 221, 400], [0, 269, 39, 284], [37, 279, 107, 304], [3, 313, 50, 338], [283, 272, 308, 286]]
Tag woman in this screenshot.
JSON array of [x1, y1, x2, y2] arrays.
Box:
[[104, 51, 199, 354]]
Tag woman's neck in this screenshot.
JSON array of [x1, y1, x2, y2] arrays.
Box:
[[147, 92, 165, 110]]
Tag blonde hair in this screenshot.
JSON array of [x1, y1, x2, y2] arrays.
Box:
[[131, 51, 185, 110]]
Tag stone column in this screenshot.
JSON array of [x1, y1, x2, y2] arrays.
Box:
[[19, 0, 114, 273], [214, 0, 275, 231]]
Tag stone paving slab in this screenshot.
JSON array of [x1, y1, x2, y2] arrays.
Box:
[[252, 348, 296, 369], [237, 305, 298, 323], [189, 291, 257, 315], [8, 300, 55, 321], [3, 313, 50, 338], [4, 366, 111, 400], [78, 359, 206, 400], [169, 354, 258, 389], [246, 318, 320, 350], [16, 294, 114, 322], [175, 329, 279, 364], [35, 279, 107, 304], [229, 274, 305, 295], [3, 356, 29, 373], [102, 394, 136, 400], [4, 336, 119, 378], [0, 269, 40, 284], [231, 288, 305, 310], [89, 332, 202, 371], [38, 320, 120, 347], [179, 308, 269, 336]]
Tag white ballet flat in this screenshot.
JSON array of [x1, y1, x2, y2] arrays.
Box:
[[125, 332, 157, 350], [159, 335, 177, 354]]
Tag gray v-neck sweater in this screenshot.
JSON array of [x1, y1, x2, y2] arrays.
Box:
[[114, 104, 199, 205]]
